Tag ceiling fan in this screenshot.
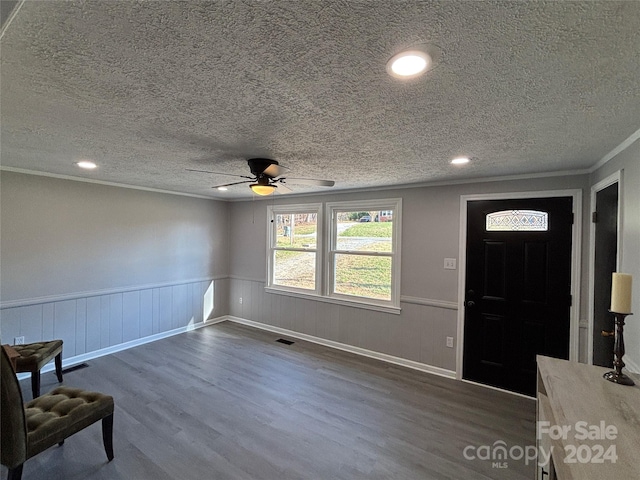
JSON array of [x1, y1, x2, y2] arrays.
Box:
[[187, 158, 335, 195]]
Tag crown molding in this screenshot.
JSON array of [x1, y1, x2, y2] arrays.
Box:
[[0, 0, 24, 41], [0, 166, 222, 201], [4, 126, 638, 202], [589, 127, 640, 173], [229, 168, 592, 202]]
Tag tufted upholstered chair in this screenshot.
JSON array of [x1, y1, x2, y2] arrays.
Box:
[[11, 340, 63, 399], [1, 347, 114, 480]]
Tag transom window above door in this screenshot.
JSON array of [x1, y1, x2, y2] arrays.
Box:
[[485, 210, 548, 231]]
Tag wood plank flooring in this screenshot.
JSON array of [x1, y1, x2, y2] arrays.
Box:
[[2, 322, 536, 479]]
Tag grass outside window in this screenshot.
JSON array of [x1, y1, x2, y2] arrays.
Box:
[[334, 254, 392, 300]]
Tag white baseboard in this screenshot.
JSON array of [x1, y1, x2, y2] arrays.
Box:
[[17, 316, 227, 381], [461, 379, 536, 400], [225, 315, 457, 380]]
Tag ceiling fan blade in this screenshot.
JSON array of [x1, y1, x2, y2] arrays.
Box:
[[211, 180, 253, 188], [282, 177, 335, 187], [263, 163, 286, 178], [276, 183, 293, 194], [187, 168, 253, 180]]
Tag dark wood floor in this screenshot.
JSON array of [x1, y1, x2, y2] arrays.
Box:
[[3, 321, 536, 479]]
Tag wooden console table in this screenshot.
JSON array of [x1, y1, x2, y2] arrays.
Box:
[[536, 355, 640, 479]]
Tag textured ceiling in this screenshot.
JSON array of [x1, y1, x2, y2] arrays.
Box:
[[1, 0, 639, 199]]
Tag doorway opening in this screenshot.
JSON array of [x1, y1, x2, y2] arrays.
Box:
[[589, 172, 621, 367], [457, 190, 582, 396]]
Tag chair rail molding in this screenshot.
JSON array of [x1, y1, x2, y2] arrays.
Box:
[[0, 276, 228, 309], [400, 296, 458, 310]]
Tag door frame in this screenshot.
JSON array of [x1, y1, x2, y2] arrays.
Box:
[[587, 171, 623, 365], [456, 189, 583, 381]]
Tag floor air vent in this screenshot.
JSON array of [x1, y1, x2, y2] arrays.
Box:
[[61, 363, 89, 374], [276, 338, 294, 345]]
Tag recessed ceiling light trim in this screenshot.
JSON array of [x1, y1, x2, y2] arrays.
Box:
[[387, 44, 442, 80], [451, 157, 470, 165], [76, 161, 97, 169], [388, 51, 429, 77]]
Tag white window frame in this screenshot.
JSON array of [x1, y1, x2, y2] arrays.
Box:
[[266, 203, 323, 296], [266, 199, 402, 314], [327, 199, 402, 309]]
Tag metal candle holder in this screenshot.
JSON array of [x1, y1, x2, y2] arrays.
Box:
[[603, 311, 635, 386]]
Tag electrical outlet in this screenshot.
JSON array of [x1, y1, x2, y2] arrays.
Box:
[[444, 258, 457, 270], [446, 336, 454, 348], [239, 297, 243, 304], [14, 336, 25, 345]]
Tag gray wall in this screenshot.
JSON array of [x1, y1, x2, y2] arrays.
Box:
[[0, 171, 230, 358], [1, 172, 229, 301], [4, 159, 634, 376], [228, 174, 590, 373], [590, 138, 640, 370]]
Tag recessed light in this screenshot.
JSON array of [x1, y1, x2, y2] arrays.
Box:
[[386, 45, 441, 80], [387, 50, 429, 78], [451, 157, 470, 165], [76, 161, 97, 169], [217, 186, 228, 191]]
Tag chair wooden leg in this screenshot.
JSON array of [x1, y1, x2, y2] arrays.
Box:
[[31, 370, 40, 399], [102, 413, 114, 461], [8, 464, 23, 480], [55, 353, 63, 383]]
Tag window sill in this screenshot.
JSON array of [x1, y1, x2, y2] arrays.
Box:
[[264, 287, 401, 315]]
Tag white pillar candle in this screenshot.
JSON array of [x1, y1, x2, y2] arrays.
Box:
[[610, 273, 633, 314]]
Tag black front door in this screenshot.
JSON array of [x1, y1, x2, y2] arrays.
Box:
[[592, 183, 619, 367], [463, 197, 573, 396]]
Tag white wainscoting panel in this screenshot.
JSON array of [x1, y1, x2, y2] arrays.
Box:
[[0, 278, 229, 365]]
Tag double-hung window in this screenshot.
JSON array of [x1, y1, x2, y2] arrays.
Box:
[[267, 199, 401, 312], [267, 204, 322, 295], [327, 199, 401, 308]]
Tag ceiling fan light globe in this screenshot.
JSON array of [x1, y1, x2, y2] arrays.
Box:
[[250, 184, 276, 196]]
